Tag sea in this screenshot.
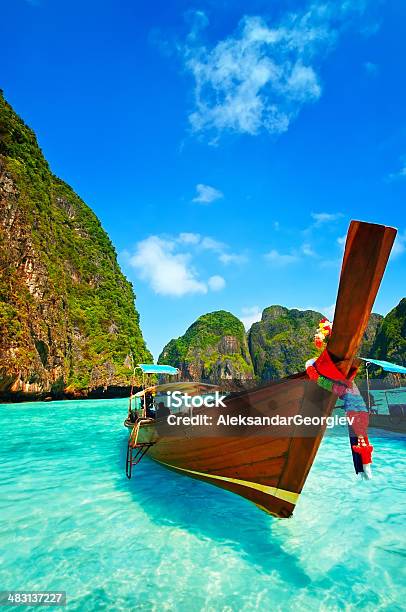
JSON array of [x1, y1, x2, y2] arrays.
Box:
[[0, 398, 405, 611]]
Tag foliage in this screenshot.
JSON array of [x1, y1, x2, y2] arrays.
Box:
[[158, 310, 254, 381], [248, 306, 322, 379], [0, 91, 152, 393], [370, 298, 406, 368]]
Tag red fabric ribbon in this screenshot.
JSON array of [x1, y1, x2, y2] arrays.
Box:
[[313, 349, 358, 384], [347, 410, 369, 437]]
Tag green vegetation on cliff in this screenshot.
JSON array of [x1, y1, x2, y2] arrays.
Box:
[[0, 91, 151, 397], [160, 307, 320, 383], [370, 298, 406, 367], [157, 301, 405, 384], [359, 313, 384, 356], [248, 306, 322, 380], [158, 310, 254, 382]]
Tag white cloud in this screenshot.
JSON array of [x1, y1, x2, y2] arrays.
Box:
[[311, 212, 343, 225], [322, 304, 336, 320], [391, 231, 406, 259], [177, 232, 247, 265], [129, 236, 207, 296], [303, 303, 336, 320], [178, 232, 201, 244], [240, 306, 263, 330], [219, 253, 248, 265], [264, 238, 318, 264], [182, 3, 366, 140], [302, 242, 316, 256], [208, 275, 226, 291], [265, 249, 298, 266], [128, 233, 235, 296], [192, 183, 223, 203], [388, 161, 406, 181], [200, 236, 226, 251], [198, 236, 247, 265], [336, 235, 346, 254]]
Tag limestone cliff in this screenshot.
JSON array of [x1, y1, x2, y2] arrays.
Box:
[[0, 91, 151, 399], [157, 301, 403, 384], [370, 298, 406, 367], [359, 313, 384, 357], [158, 310, 254, 383], [248, 306, 322, 380]]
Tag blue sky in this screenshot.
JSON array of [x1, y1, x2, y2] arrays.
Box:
[[2, 0, 405, 359]]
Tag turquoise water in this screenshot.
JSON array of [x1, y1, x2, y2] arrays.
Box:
[[370, 388, 406, 414], [0, 399, 405, 611]]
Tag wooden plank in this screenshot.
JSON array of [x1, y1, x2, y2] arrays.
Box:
[[328, 221, 396, 371]]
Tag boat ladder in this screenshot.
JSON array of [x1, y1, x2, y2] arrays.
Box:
[[126, 418, 156, 479]]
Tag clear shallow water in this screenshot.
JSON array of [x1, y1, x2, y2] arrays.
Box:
[[0, 400, 405, 611], [370, 388, 406, 414]]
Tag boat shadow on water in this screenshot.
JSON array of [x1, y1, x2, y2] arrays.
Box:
[[116, 436, 311, 586]]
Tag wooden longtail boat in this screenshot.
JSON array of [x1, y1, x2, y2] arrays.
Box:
[[125, 221, 396, 518]]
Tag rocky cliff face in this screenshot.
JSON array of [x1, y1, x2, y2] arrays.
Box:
[[248, 306, 322, 380], [158, 310, 254, 383], [370, 298, 406, 366], [0, 92, 151, 399], [157, 300, 404, 385], [247, 308, 390, 380], [359, 313, 384, 357]]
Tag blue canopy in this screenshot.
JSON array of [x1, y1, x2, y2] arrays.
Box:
[[361, 358, 406, 374], [137, 364, 179, 375]]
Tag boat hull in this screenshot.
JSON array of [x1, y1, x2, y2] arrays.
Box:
[[369, 413, 406, 434], [130, 374, 337, 517]]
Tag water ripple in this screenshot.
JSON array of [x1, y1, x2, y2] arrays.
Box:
[[0, 399, 405, 611]]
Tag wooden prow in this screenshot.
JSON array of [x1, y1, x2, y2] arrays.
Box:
[[328, 221, 397, 372], [278, 221, 397, 497]]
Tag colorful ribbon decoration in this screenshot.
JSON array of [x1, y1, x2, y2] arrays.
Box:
[[306, 326, 373, 479]]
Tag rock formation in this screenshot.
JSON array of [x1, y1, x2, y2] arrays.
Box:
[[0, 91, 151, 400]]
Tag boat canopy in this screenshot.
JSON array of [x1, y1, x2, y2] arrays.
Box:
[[137, 364, 179, 375], [134, 381, 220, 398], [361, 358, 406, 374]]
